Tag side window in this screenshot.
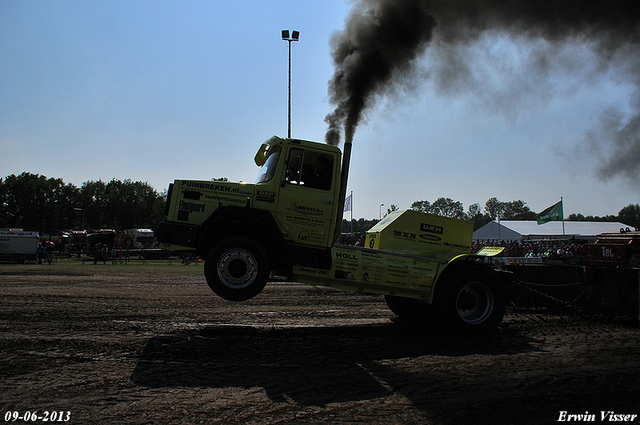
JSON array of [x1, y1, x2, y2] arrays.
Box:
[[286, 148, 333, 190], [285, 149, 303, 185], [302, 152, 333, 190]]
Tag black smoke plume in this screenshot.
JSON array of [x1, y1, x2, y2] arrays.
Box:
[[325, 0, 640, 181], [325, 0, 437, 145]]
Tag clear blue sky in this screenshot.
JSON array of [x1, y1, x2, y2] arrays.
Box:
[[1, 0, 638, 219]]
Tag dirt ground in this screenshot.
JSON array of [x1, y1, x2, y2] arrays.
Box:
[[1, 263, 639, 425]]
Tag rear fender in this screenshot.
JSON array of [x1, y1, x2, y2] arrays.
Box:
[[435, 255, 506, 292]]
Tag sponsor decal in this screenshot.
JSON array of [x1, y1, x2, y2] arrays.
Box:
[[183, 181, 251, 195], [393, 230, 416, 241], [0, 231, 38, 237], [336, 251, 358, 260], [179, 200, 205, 213], [256, 190, 276, 203], [296, 266, 329, 276], [419, 234, 442, 242], [367, 233, 377, 249], [420, 223, 444, 235], [385, 279, 408, 287], [290, 202, 324, 216], [204, 195, 245, 204], [183, 190, 201, 200], [298, 229, 310, 241], [334, 270, 355, 280], [443, 241, 472, 250]]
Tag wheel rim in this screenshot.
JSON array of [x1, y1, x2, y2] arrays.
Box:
[[217, 249, 258, 289], [455, 281, 494, 324]]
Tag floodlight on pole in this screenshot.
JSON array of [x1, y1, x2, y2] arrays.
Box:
[[282, 29, 300, 138], [74, 207, 84, 230]]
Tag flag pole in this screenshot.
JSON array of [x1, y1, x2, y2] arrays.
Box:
[[561, 197, 565, 235], [350, 191, 353, 235]]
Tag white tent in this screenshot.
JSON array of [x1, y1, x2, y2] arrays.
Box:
[[473, 220, 632, 242]]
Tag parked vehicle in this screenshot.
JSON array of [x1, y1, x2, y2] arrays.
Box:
[[0, 229, 39, 263]]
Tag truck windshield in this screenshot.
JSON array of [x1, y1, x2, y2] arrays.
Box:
[[256, 152, 280, 183]]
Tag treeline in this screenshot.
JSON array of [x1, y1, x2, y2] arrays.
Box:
[[3, 172, 639, 236], [343, 197, 640, 233], [0, 172, 165, 235]]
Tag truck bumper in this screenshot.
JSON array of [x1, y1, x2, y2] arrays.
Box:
[[156, 221, 200, 250]]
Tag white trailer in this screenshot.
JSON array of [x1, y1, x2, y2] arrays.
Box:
[[0, 229, 39, 263], [118, 229, 170, 259], [121, 229, 155, 249]]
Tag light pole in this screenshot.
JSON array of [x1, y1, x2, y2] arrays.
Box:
[[380, 204, 384, 220], [281, 29, 299, 138], [74, 207, 84, 230]]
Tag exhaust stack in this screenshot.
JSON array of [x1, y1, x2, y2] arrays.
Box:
[[333, 139, 353, 243]]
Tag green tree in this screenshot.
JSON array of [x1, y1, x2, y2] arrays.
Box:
[[3, 173, 48, 231], [466, 202, 491, 230], [482, 198, 534, 220], [502, 200, 536, 220], [78, 180, 108, 229], [125, 180, 161, 229], [49, 178, 80, 231], [0, 173, 79, 235], [386, 204, 400, 216], [410, 200, 431, 213], [484, 197, 504, 220], [1, 174, 165, 234], [431, 197, 465, 218], [150, 189, 169, 230], [411, 197, 464, 218], [78, 179, 161, 230], [617, 203, 640, 229], [341, 218, 378, 234]]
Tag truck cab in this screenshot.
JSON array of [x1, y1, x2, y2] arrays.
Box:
[[158, 136, 343, 281], [253, 136, 341, 250]]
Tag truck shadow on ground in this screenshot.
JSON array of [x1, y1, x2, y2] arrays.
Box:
[[130, 322, 541, 408]]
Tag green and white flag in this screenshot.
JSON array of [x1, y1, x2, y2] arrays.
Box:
[[536, 200, 563, 225]]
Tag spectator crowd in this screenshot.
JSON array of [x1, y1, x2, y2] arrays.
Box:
[[472, 239, 586, 264]]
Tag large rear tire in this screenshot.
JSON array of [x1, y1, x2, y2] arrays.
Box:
[[204, 237, 269, 301], [433, 263, 506, 336], [384, 295, 433, 322]]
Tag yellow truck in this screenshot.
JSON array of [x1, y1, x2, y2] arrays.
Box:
[[157, 136, 508, 335]]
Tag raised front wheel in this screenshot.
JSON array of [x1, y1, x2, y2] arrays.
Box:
[[205, 237, 269, 301]]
